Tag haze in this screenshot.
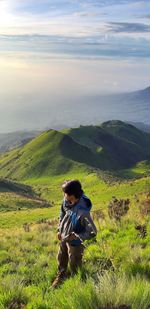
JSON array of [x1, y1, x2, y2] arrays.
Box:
[[0, 0, 150, 132]]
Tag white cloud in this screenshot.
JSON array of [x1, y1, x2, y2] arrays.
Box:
[[0, 0, 149, 132], [0, 0, 149, 41]]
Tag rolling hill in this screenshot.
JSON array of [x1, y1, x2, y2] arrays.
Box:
[[63, 120, 150, 169], [0, 178, 51, 212], [0, 121, 150, 181], [0, 129, 104, 180], [0, 178, 33, 194]]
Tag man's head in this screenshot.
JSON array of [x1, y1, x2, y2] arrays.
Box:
[[62, 180, 83, 205]]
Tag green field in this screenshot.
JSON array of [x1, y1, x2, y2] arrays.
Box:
[[0, 122, 150, 308], [0, 171, 150, 308]]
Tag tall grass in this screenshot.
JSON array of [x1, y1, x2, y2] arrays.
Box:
[[0, 207, 149, 309]]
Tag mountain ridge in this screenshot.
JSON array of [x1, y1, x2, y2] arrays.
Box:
[[0, 121, 150, 180]]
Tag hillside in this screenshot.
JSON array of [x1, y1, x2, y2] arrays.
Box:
[[0, 123, 150, 308], [0, 181, 150, 307], [101, 121, 150, 150], [0, 122, 150, 181], [63, 121, 150, 170], [0, 178, 51, 212], [0, 129, 106, 180], [0, 178, 34, 195]]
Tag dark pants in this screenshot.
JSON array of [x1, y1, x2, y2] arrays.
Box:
[[57, 240, 84, 275]]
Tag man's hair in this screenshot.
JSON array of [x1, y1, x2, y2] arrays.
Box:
[[62, 180, 83, 199]]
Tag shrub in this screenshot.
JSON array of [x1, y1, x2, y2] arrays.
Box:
[[108, 197, 130, 221]]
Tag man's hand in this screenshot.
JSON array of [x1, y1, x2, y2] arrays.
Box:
[[68, 233, 78, 241], [57, 233, 61, 241]]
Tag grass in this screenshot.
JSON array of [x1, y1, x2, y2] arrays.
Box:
[[0, 171, 149, 229], [0, 208, 57, 229], [119, 161, 150, 178], [0, 205, 149, 308], [0, 192, 51, 213], [0, 169, 149, 228], [0, 166, 149, 308]]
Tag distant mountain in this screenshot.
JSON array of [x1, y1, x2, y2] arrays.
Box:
[[1, 86, 149, 140], [37, 86, 150, 128], [36, 86, 150, 128], [1, 86, 149, 133], [82, 86, 150, 126], [0, 121, 150, 180], [131, 86, 150, 100], [0, 130, 41, 153]]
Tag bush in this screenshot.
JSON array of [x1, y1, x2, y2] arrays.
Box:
[[108, 197, 130, 221]]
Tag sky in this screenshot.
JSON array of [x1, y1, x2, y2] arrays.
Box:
[[0, 0, 150, 132]]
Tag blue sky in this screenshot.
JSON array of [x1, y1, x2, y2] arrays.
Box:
[[0, 0, 150, 58], [0, 0, 150, 132]]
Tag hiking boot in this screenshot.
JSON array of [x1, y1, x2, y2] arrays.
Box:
[[51, 272, 67, 289]]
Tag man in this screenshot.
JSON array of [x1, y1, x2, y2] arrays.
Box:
[[52, 180, 97, 288]]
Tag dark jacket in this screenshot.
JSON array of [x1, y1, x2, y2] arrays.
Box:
[[58, 194, 97, 245]]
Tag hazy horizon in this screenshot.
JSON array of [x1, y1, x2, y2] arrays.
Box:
[[0, 0, 150, 132]]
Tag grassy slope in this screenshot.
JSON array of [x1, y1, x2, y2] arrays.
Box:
[[62, 121, 150, 170], [0, 179, 51, 212], [0, 171, 149, 229], [0, 191, 149, 309], [0, 122, 150, 308], [1, 122, 150, 180], [0, 192, 50, 213], [119, 161, 150, 178], [0, 123, 150, 226], [101, 120, 150, 150], [0, 129, 110, 180]]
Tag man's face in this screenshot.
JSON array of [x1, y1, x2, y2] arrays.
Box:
[[64, 193, 79, 205]]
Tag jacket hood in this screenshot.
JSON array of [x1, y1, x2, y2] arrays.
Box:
[[63, 194, 92, 211]]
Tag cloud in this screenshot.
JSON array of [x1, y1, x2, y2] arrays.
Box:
[[0, 0, 150, 40], [0, 1, 150, 60], [74, 12, 107, 18], [0, 27, 150, 60], [108, 22, 150, 33], [0, 34, 150, 60], [134, 14, 150, 19]]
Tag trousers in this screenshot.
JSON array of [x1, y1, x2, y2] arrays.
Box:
[[57, 240, 84, 274]]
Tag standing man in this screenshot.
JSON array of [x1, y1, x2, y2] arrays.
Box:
[[52, 180, 97, 288]]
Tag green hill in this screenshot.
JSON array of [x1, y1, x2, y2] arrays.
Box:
[[0, 178, 51, 212], [0, 129, 104, 180], [101, 120, 150, 149], [0, 178, 34, 195], [0, 122, 150, 181], [63, 120, 150, 170]]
